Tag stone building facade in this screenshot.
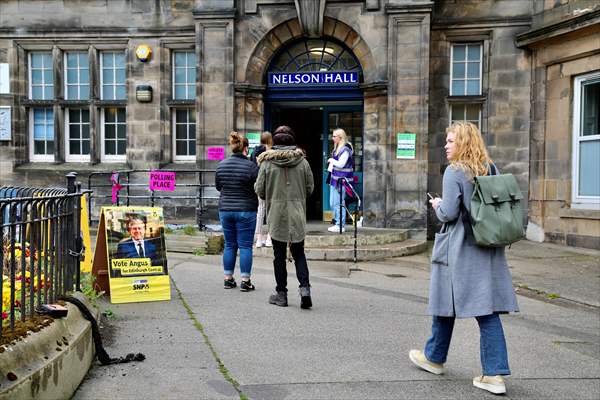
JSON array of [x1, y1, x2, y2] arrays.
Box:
[[0, 0, 598, 248], [517, 0, 600, 249]]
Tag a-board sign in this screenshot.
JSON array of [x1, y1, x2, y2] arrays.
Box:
[[80, 194, 93, 273], [91, 206, 170, 304]]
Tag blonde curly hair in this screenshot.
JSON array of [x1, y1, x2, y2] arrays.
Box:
[[446, 121, 492, 179]]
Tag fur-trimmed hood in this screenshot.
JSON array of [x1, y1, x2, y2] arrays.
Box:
[[256, 146, 305, 167]]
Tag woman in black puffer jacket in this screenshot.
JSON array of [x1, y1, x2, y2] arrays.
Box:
[[215, 132, 259, 292]]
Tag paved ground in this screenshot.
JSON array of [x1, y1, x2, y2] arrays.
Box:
[[73, 240, 600, 400]]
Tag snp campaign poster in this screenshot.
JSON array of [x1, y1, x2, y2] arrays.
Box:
[[96, 206, 170, 304]]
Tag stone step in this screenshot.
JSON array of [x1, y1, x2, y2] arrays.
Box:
[[253, 239, 428, 261], [92, 229, 425, 261], [163, 228, 408, 248]]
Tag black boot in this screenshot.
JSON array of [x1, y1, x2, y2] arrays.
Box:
[[299, 286, 312, 309], [268, 291, 288, 307]]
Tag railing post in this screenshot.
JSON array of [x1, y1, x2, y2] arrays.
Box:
[[338, 178, 343, 234], [75, 182, 82, 292], [66, 172, 77, 293]]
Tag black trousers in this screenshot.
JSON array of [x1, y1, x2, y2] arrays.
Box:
[[272, 239, 310, 292]]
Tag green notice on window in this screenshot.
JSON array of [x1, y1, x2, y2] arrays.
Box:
[[246, 132, 261, 155], [396, 133, 416, 159]]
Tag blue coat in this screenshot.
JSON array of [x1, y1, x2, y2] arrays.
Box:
[[116, 239, 160, 266], [428, 166, 519, 318]]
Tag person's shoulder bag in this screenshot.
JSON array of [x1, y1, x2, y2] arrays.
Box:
[[470, 164, 525, 247]]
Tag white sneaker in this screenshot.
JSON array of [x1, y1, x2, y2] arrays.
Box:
[[473, 375, 506, 394], [265, 237, 272, 247], [256, 241, 264, 248], [328, 225, 345, 233], [408, 350, 444, 375]]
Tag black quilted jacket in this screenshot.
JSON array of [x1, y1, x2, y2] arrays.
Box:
[[215, 153, 259, 211]]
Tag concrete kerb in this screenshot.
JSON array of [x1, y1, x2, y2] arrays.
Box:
[[0, 292, 98, 400]]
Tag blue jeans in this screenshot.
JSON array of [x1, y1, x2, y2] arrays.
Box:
[[424, 313, 511, 376], [219, 211, 257, 278], [330, 184, 346, 227]]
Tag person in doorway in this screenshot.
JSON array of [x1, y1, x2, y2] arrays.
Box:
[[116, 215, 160, 265], [326, 128, 354, 233], [409, 121, 519, 395], [255, 125, 314, 308], [215, 132, 259, 292], [251, 131, 273, 248]]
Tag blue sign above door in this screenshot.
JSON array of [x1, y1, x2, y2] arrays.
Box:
[[268, 71, 359, 87]]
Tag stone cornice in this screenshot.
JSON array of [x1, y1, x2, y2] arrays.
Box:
[[432, 16, 531, 30], [193, 9, 236, 19], [516, 9, 600, 48], [0, 28, 194, 39], [385, 2, 434, 15]]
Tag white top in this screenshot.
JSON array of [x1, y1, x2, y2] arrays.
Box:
[[327, 150, 349, 171]]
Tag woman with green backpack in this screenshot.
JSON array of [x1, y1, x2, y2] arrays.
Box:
[[409, 121, 519, 395]]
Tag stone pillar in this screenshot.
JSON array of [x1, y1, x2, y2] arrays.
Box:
[[362, 84, 388, 227], [194, 3, 235, 170], [128, 39, 162, 168], [234, 85, 264, 136], [385, 4, 432, 232]]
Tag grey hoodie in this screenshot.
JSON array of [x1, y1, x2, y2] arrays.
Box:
[[255, 146, 314, 243]]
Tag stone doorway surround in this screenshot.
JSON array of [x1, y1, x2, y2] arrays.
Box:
[[196, 1, 432, 231]]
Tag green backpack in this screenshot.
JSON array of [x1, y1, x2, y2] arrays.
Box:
[[470, 165, 525, 247]]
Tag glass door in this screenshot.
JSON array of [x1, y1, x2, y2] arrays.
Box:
[[322, 106, 363, 222]]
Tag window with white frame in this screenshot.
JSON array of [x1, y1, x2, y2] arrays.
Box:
[[102, 107, 126, 161], [29, 52, 53, 100], [65, 109, 90, 162], [450, 43, 482, 96], [173, 51, 196, 100], [450, 104, 481, 127], [572, 72, 600, 207], [30, 108, 54, 161], [100, 51, 126, 100], [173, 109, 196, 161], [65, 52, 89, 100]]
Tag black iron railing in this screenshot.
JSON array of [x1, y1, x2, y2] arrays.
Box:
[[0, 173, 87, 336], [87, 169, 217, 229]]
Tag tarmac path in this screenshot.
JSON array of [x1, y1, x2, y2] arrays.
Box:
[[73, 249, 600, 400]]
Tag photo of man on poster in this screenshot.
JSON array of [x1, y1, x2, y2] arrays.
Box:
[[115, 214, 161, 266]]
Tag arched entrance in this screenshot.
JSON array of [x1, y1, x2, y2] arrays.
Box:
[[264, 37, 364, 222]]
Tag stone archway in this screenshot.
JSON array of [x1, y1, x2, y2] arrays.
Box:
[[243, 17, 377, 86], [235, 16, 389, 228]]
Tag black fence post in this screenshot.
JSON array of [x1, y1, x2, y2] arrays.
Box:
[[66, 172, 77, 293]]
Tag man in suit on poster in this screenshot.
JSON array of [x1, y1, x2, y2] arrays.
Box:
[[116, 216, 160, 266]]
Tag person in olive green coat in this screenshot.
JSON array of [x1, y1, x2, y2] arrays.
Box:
[[255, 125, 314, 309]]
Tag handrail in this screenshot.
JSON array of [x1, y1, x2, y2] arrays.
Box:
[[86, 169, 218, 230]]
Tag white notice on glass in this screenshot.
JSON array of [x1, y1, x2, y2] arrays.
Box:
[[0, 64, 8, 94], [0, 107, 11, 141]]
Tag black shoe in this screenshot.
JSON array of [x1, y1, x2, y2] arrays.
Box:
[[268, 291, 288, 307], [224, 277, 237, 289], [240, 280, 255, 292], [299, 286, 312, 309]]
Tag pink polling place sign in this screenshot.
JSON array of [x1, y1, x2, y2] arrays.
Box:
[[207, 147, 225, 160], [149, 171, 176, 191]]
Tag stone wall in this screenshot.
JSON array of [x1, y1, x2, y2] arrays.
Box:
[[526, 27, 600, 249], [427, 0, 533, 235]]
